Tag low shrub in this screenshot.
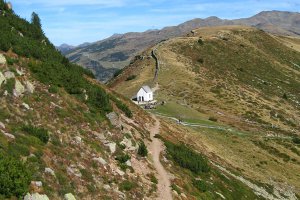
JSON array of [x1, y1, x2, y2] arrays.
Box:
[[193, 179, 208, 192], [0, 154, 31, 198], [292, 137, 300, 144], [208, 117, 217, 122], [125, 75, 136, 81], [21, 125, 49, 144], [5, 56, 18, 66], [119, 180, 136, 191], [48, 85, 59, 93], [3, 78, 15, 94], [198, 38, 204, 45], [115, 154, 130, 164], [113, 69, 123, 78], [282, 93, 288, 100], [137, 141, 148, 157], [171, 184, 181, 194], [164, 141, 210, 174], [8, 143, 30, 157], [110, 95, 132, 118], [149, 173, 158, 184], [80, 169, 93, 182], [197, 58, 204, 64]]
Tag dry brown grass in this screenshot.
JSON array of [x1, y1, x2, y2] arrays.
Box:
[[111, 26, 300, 197]]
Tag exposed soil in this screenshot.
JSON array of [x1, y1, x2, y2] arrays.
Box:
[[148, 115, 173, 200]]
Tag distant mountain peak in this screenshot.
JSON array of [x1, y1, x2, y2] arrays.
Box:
[[204, 16, 221, 20], [65, 10, 300, 82]]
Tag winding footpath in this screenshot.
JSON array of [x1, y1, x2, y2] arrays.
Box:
[[148, 115, 173, 200], [151, 48, 159, 83]]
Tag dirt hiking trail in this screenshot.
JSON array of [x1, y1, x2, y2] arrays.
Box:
[[148, 115, 173, 200]]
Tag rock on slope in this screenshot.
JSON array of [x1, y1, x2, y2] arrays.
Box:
[[65, 11, 300, 82]]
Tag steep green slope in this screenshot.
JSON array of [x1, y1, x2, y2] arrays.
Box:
[[0, 3, 163, 199], [0, 1, 134, 118]]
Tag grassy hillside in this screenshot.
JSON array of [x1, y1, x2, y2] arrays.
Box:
[[111, 26, 300, 198], [0, 3, 163, 199]]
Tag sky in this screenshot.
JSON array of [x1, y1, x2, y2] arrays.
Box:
[[11, 0, 300, 46]]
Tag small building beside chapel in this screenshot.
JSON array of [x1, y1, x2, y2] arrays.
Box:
[[136, 85, 153, 102]]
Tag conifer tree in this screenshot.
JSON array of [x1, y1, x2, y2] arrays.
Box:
[[31, 12, 41, 28]]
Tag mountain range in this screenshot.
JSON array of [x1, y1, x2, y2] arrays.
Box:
[[61, 10, 300, 82]]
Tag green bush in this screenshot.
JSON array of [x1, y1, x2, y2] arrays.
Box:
[[193, 179, 208, 192], [292, 137, 300, 144], [5, 56, 18, 66], [126, 75, 136, 81], [8, 143, 30, 157], [113, 69, 123, 78], [119, 180, 136, 191], [149, 173, 158, 184], [0, 154, 31, 198], [48, 85, 59, 93], [80, 169, 93, 182], [164, 141, 210, 174], [171, 184, 181, 194], [198, 38, 204, 45], [3, 78, 15, 94], [197, 58, 204, 64], [110, 95, 132, 118], [282, 93, 288, 100], [137, 141, 148, 157], [208, 117, 217, 122], [115, 154, 130, 164], [21, 125, 49, 144]]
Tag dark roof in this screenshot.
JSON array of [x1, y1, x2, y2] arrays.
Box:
[[142, 85, 152, 93]]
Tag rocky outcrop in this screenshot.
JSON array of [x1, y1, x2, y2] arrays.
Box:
[[0, 54, 6, 65], [16, 69, 25, 76], [92, 157, 107, 165], [120, 137, 136, 151], [25, 80, 35, 94], [22, 102, 30, 110], [67, 166, 82, 178], [31, 181, 43, 187], [1, 130, 15, 139], [13, 79, 25, 97], [0, 71, 5, 87], [24, 193, 49, 200], [64, 193, 76, 200], [0, 122, 5, 129], [45, 168, 55, 176], [74, 136, 82, 144], [105, 142, 116, 153], [4, 71, 15, 79], [106, 112, 121, 127]]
